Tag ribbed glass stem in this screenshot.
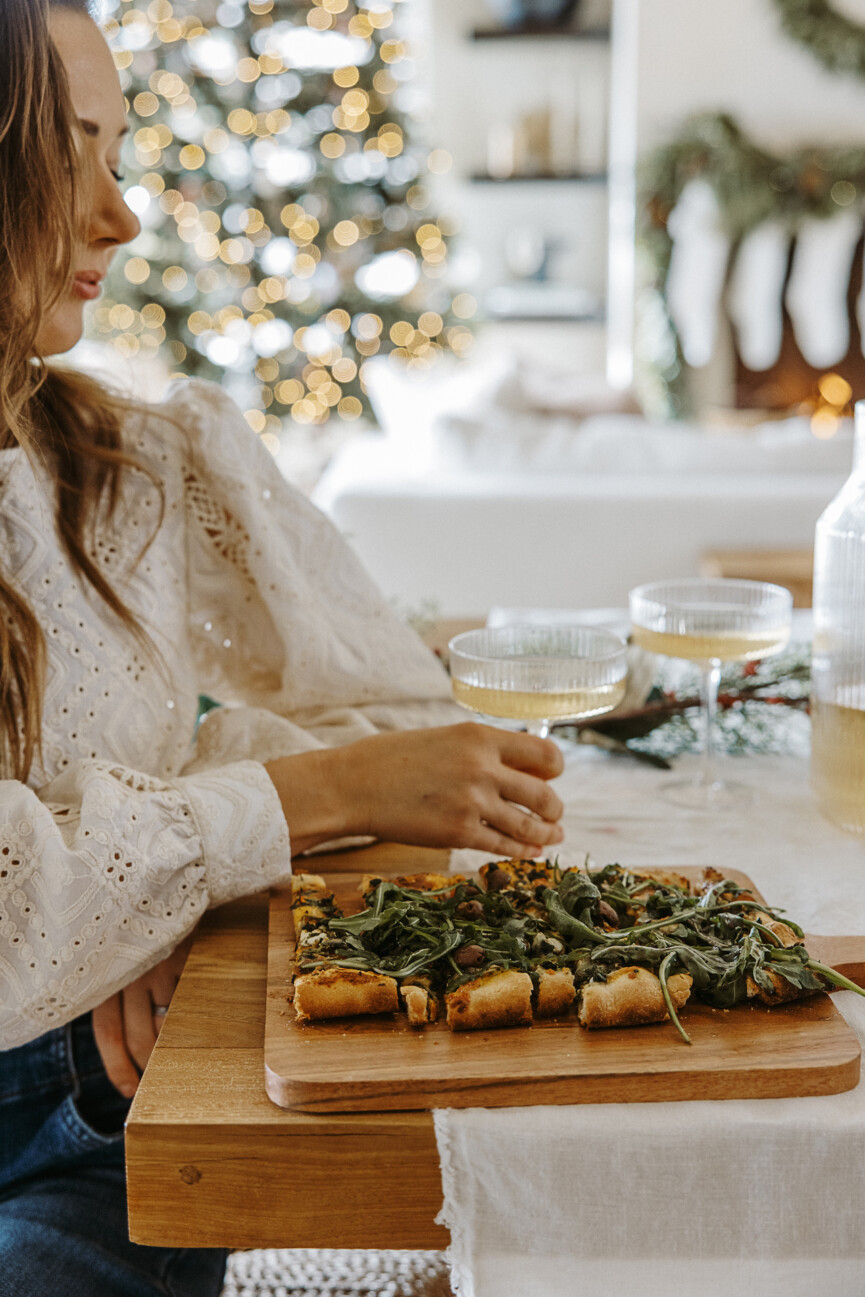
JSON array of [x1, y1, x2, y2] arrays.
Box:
[[698, 660, 721, 789]]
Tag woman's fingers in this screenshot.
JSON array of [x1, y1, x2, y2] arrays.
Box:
[[92, 993, 140, 1099], [468, 821, 554, 859], [498, 731, 564, 779], [484, 799, 564, 850], [147, 962, 181, 1025], [498, 769, 564, 825], [122, 980, 157, 1073]]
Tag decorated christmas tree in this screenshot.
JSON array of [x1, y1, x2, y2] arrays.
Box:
[[93, 0, 476, 448]]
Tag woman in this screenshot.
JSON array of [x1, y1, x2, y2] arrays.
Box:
[[0, 1, 565, 1292]]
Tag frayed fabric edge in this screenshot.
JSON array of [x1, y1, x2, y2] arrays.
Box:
[[433, 1109, 474, 1297]]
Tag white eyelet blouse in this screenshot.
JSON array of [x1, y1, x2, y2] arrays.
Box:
[[0, 379, 456, 1049]]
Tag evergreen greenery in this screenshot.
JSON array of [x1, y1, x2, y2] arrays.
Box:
[[773, 0, 865, 79], [638, 113, 865, 415]]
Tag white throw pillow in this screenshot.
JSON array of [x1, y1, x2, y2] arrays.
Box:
[[362, 353, 517, 471]]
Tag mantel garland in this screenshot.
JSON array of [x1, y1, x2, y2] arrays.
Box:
[[773, 0, 865, 79], [638, 112, 865, 416]]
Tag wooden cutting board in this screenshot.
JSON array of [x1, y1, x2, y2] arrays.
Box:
[[264, 867, 864, 1112]]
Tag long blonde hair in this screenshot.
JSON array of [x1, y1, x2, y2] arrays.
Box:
[[0, 0, 161, 782]]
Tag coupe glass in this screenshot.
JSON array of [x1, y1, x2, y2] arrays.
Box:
[[448, 625, 628, 739], [629, 578, 793, 809]]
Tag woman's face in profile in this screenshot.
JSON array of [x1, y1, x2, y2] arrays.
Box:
[[38, 11, 141, 357]]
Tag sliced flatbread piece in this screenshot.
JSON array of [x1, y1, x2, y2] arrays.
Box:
[[291, 891, 339, 946], [360, 871, 469, 900], [534, 966, 576, 1018], [293, 967, 399, 1023], [746, 969, 820, 1006], [445, 968, 534, 1032], [578, 965, 692, 1030], [290, 874, 335, 933], [399, 977, 440, 1027], [531, 970, 578, 1016]]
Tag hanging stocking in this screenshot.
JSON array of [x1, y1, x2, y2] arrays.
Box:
[[727, 221, 790, 371], [785, 211, 861, 369], [664, 180, 730, 368]]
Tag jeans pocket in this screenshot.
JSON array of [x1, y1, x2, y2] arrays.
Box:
[[58, 1092, 127, 1152], [67, 1016, 132, 1142]]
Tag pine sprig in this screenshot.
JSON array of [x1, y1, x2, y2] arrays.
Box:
[[553, 644, 812, 765]]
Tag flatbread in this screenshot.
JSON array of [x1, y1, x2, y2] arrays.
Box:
[[534, 966, 576, 1018], [400, 977, 439, 1027], [294, 967, 399, 1023], [445, 968, 534, 1032], [360, 871, 469, 899], [578, 966, 693, 1029]]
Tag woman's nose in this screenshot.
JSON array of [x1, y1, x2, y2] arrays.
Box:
[[89, 171, 141, 250]]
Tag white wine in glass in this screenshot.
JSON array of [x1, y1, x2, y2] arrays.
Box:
[[448, 626, 628, 740], [629, 578, 793, 809]]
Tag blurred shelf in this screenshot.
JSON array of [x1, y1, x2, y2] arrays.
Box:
[[469, 171, 608, 184], [471, 25, 611, 40], [484, 312, 606, 323], [484, 283, 604, 321]]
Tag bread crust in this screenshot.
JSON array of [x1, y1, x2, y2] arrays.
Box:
[[578, 966, 692, 1029], [533, 966, 576, 1018], [445, 969, 534, 1032], [746, 969, 819, 1005], [293, 967, 399, 1023], [747, 912, 802, 948]]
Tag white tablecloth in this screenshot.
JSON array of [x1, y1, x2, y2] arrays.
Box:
[[439, 748, 865, 1297]]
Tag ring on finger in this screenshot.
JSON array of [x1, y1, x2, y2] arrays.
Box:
[[152, 1005, 170, 1018]]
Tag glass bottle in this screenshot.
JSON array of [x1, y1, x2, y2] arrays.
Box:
[[811, 401, 865, 836]]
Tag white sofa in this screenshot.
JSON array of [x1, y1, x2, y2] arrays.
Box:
[[311, 363, 852, 617]]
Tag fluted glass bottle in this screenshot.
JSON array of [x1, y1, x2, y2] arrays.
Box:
[[811, 402, 865, 836]]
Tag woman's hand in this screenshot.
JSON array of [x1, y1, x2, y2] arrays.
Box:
[[266, 722, 565, 858], [92, 936, 193, 1098]]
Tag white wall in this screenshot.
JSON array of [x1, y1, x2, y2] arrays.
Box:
[[420, 0, 612, 373], [634, 0, 865, 152]]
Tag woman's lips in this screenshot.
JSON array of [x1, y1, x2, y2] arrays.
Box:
[[71, 273, 103, 301]]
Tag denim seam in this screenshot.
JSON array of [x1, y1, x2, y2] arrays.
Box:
[[58, 1020, 124, 1149], [0, 1082, 71, 1105], [66, 1021, 82, 1106]]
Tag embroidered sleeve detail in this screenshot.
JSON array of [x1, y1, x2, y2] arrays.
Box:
[[0, 758, 287, 1050], [172, 759, 290, 906]]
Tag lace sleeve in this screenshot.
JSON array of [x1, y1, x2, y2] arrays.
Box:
[[0, 758, 290, 1050], [171, 379, 459, 746]]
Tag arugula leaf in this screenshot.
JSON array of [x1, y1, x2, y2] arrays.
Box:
[[542, 888, 612, 946]]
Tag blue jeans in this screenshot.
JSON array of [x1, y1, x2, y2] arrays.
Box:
[[0, 1015, 227, 1297]]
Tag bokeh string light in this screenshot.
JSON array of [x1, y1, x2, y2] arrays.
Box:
[[95, 0, 474, 443]]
